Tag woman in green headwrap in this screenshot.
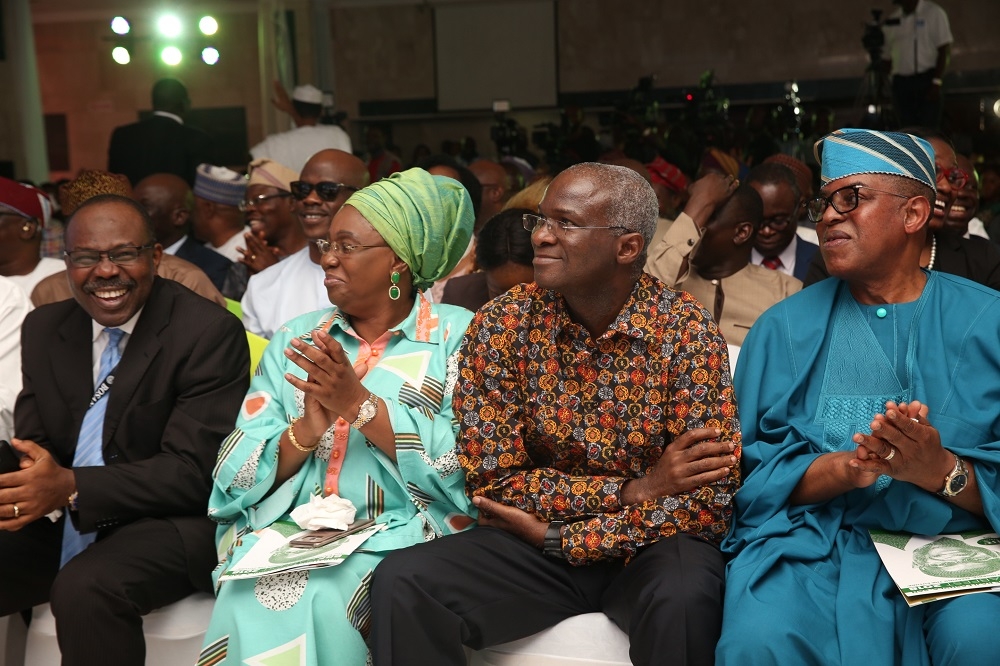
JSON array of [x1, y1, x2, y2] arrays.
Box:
[[200, 168, 477, 665]]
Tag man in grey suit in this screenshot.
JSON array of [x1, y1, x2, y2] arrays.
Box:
[[0, 194, 248, 665]]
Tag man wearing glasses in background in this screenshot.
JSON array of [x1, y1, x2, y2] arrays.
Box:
[[746, 160, 819, 282], [0, 194, 248, 664], [716, 128, 1000, 665], [241, 149, 369, 339], [371, 162, 741, 666]]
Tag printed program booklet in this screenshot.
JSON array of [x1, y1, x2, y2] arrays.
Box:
[[220, 520, 385, 580], [869, 529, 1000, 606]]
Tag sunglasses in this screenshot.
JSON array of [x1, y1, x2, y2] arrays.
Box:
[[289, 181, 359, 202]]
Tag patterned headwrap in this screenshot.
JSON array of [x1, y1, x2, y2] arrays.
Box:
[[0, 176, 52, 225], [344, 168, 474, 290], [194, 164, 247, 206], [814, 128, 936, 192], [59, 170, 132, 217]]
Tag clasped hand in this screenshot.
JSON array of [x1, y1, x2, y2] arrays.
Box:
[[283, 329, 368, 441], [848, 400, 954, 492], [0, 438, 74, 530]]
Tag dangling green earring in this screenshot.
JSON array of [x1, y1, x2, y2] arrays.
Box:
[[388, 270, 401, 300]]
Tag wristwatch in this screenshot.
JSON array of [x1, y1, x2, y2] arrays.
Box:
[[542, 520, 566, 559], [937, 452, 969, 497], [349, 392, 379, 430]]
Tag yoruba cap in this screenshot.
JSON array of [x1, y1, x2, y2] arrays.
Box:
[[193, 164, 247, 207], [59, 170, 132, 217], [292, 85, 323, 105], [248, 158, 297, 192], [344, 168, 474, 291], [645, 156, 688, 193], [814, 128, 936, 192], [763, 153, 814, 198], [0, 176, 52, 226]]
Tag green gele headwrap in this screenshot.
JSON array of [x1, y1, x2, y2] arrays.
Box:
[[344, 168, 474, 291]]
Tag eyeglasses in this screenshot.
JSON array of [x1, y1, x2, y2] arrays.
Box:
[[761, 203, 801, 231], [65, 244, 155, 268], [289, 181, 360, 202], [238, 191, 292, 212], [806, 185, 911, 222], [313, 239, 389, 257], [936, 166, 969, 190], [522, 213, 626, 235]]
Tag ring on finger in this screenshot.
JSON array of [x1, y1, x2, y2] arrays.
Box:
[[12, 503, 19, 519], [883, 446, 896, 461]]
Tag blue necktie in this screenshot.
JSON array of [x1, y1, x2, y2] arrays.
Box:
[[60, 327, 125, 567]]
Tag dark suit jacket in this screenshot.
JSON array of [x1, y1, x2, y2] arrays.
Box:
[[440, 272, 490, 312], [793, 237, 820, 282], [15, 277, 249, 589], [107, 115, 216, 186], [175, 236, 233, 292]]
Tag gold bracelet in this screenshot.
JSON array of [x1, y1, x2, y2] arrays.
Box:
[[287, 417, 318, 453]]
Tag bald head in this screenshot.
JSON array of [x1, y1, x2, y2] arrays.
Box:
[[134, 173, 193, 247], [470, 159, 511, 224], [303, 149, 369, 190]]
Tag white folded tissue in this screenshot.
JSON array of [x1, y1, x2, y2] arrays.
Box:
[[290, 493, 357, 531]]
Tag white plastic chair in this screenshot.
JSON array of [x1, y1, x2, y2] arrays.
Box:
[[468, 612, 631, 665], [23, 593, 215, 666]]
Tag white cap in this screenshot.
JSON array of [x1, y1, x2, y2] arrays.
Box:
[[292, 85, 323, 105]]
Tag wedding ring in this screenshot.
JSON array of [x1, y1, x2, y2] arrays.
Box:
[[12, 504, 19, 519], [883, 447, 896, 461], [250, 254, 257, 260]]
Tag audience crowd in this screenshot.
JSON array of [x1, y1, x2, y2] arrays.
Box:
[[1, 69, 1000, 666]]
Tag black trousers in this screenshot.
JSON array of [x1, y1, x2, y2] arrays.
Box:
[[0, 516, 196, 666], [369, 527, 725, 666]]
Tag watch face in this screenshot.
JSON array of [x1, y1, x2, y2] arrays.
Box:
[[948, 473, 969, 495], [359, 402, 376, 419]]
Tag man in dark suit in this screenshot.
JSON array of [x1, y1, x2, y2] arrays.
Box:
[[134, 172, 232, 291], [0, 194, 248, 665], [108, 78, 216, 187], [746, 162, 819, 282]]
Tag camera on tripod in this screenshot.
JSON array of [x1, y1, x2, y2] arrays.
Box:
[[861, 8, 900, 63]]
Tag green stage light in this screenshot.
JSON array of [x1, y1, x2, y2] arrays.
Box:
[[157, 14, 182, 38], [201, 47, 220, 65], [199, 16, 219, 36], [111, 16, 130, 35], [112, 46, 131, 65], [161, 46, 182, 66]]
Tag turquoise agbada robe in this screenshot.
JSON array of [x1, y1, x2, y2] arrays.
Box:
[[718, 272, 1000, 665]]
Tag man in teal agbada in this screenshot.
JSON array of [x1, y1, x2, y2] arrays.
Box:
[[717, 128, 1000, 665]]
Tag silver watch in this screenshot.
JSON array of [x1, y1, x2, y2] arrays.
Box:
[[350, 392, 379, 430], [937, 453, 969, 497]]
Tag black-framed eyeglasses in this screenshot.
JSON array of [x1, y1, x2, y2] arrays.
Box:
[[936, 166, 969, 190], [522, 213, 626, 235], [313, 239, 389, 257], [239, 191, 292, 212], [761, 203, 801, 231], [289, 181, 360, 202], [806, 185, 911, 222], [64, 244, 155, 268]]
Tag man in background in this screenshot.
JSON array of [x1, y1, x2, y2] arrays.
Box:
[[108, 78, 216, 187], [882, 0, 953, 129]]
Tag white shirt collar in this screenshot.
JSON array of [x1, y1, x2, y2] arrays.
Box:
[[153, 110, 183, 125], [162, 235, 186, 255], [751, 235, 799, 276], [91, 307, 143, 343]]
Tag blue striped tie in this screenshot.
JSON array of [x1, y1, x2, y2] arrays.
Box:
[[60, 327, 125, 568]]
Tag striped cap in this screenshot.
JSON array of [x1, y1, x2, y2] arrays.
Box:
[[814, 128, 936, 192], [0, 176, 52, 226], [193, 164, 247, 207]]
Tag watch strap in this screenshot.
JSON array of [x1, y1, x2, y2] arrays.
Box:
[[937, 452, 968, 497], [542, 520, 566, 559], [350, 392, 379, 430]]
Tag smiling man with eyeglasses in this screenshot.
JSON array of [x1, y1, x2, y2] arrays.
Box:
[[241, 149, 369, 339], [0, 193, 249, 664], [717, 128, 1000, 665]]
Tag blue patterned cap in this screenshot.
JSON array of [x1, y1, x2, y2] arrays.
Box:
[[193, 164, 247, 207], [814, 128, 936, 192]]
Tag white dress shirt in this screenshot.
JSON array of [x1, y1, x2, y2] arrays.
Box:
[[884, 0, 952, 76], [89, 309, 142, 386], [7, 257, 65, 301], [206, 230, 247, 263], [0, 277, 31, 441], [751, 235, 801, 277]]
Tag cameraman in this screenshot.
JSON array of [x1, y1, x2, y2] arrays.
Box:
[[881, 0, 952, 129]]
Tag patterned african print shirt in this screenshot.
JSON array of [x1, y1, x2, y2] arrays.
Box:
[[455, 273, 741, 566]]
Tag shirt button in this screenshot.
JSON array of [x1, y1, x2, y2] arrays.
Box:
[[332, 450, 341, 459], [372, 349, 380, 356], [325, 486, 333, 494], [337, 417, 347, 425]]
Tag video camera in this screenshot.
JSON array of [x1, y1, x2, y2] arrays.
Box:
[[861, 8, 900, 63]]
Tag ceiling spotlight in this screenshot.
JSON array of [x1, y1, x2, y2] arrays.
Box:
[[201, 47, 220, 65], [157, 14, 183, 38], [199, 16, 219, 36], [112, 46, 131, 65], [161, 45, 183, 66], [111, 16, 130, 35]]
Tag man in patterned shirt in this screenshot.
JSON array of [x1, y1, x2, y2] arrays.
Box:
[[371, 162, 741, 666]]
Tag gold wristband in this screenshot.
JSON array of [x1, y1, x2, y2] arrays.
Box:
[[287, 417, 318, 453]]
